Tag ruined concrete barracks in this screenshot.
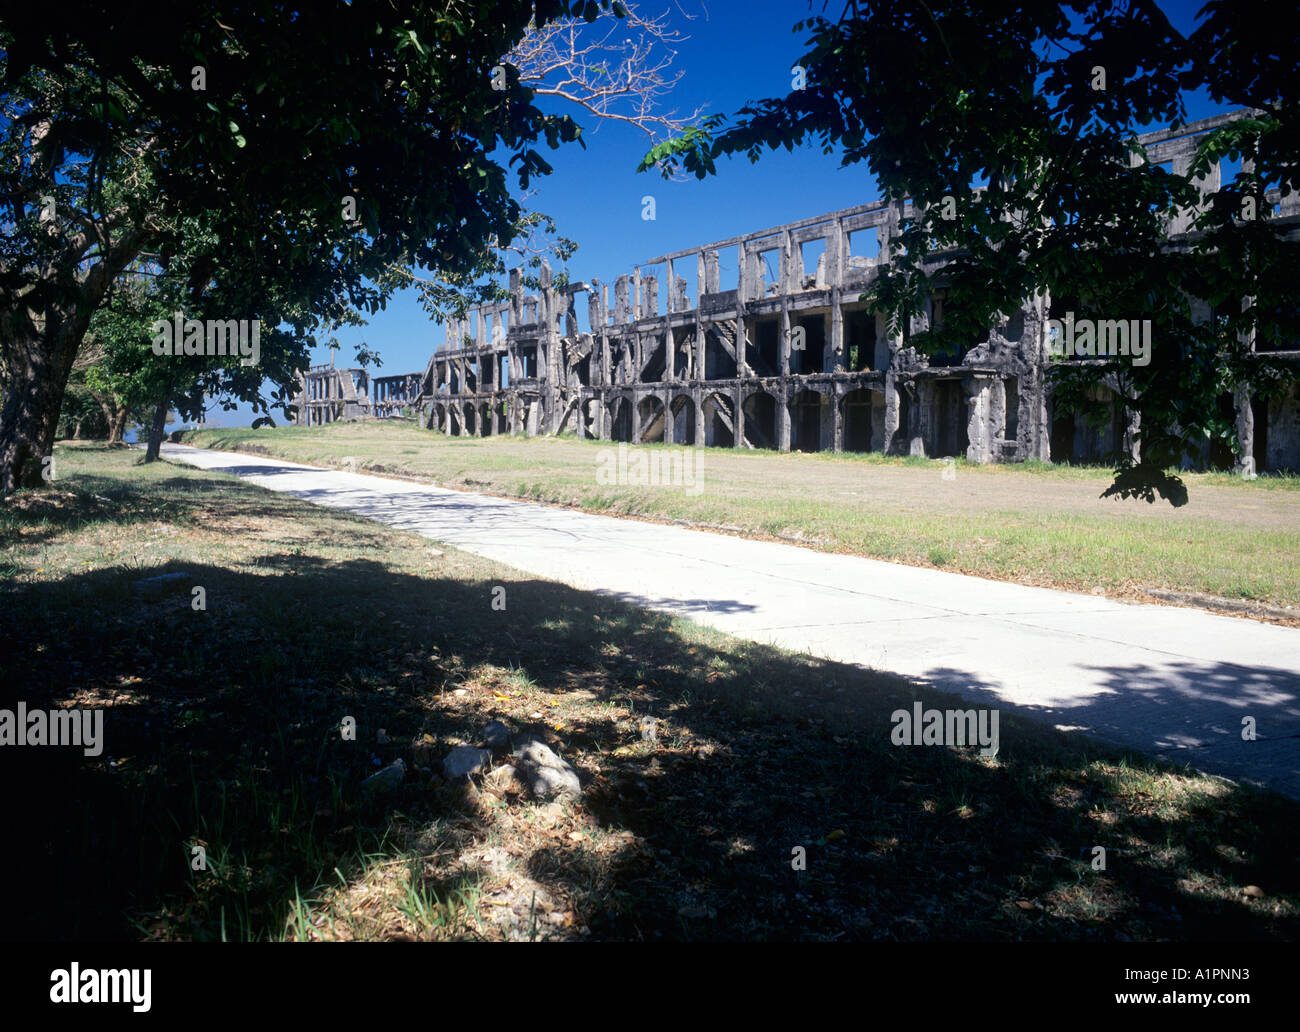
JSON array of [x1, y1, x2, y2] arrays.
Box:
[[295, 111, 1300, 472]]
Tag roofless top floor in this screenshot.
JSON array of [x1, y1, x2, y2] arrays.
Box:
[[439, 109, 1299, 356]]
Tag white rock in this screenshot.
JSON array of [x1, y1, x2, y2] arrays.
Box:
[[443, 745, 492, 779], [512, 738, 582, 800]]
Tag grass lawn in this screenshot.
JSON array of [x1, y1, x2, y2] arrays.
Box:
[[1, 441, 1298, 941], [184, 422, 1300, 617]]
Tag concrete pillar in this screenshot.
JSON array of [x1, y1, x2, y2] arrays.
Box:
[[964, 377, 993, 464], [831, 383, 844, 453], [828, 220, 844, 286], [642, 275, 658, 320], [990, 379, 1007, 451], [741, 241, 763, 302], [780, 304, 791, 376], [780, 230, 796, 294], [698, 249, 719, 299], [883, 372, 900, 455], [829, 301, 843, 373], [615, 277, 629, 325], [913, 381, 934, 456], [734, 384, 746, 447], [777, 383, 791, 452]]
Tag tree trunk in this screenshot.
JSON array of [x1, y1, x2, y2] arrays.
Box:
[[99, 398, 129, 446], [143, 398, 169, 462], [0, 221, 151, 490], [0, 307, 90, 490], [108, 406, 129, 446]]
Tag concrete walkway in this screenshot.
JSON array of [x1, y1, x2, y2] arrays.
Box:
[[162, 442, 1300, 799]]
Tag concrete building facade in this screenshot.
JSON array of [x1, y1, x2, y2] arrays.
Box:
[[294, 365, 422, 426], [300, 112, 1300, 472]]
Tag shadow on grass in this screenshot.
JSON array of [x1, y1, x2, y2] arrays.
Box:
[[2, 455, 1298, 942]]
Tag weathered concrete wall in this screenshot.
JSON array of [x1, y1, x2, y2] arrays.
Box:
[[1268, 383, 1300, 473]]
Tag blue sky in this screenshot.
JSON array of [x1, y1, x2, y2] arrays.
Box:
[[196, 0, 1229, 429]]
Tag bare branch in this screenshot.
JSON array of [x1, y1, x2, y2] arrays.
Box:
[[506, 3, 707, 178]]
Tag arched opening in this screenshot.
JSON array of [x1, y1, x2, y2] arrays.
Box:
[[670, 395, 696, 445], [742, 390, 777, 450], [637, 396, 666, 443], [580, 398, 602, 439], [702, 393, 734, 447], [608, 397, 633, 443]]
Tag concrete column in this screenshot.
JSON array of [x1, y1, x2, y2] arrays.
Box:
[[990, 378, 1007, 447], [831, 383, 844, 452], [780, 230, 796, 294], [828, 220, 845, 286], [883, 372, 900, 455], [780, 304, 791, 376], [734, 384, 746, 447], [911, 381, 934, 456], [641, 275, 658, 320], [703, 250, 720, 294], [829, 301, 843, 373], [964, 377, 992, 463], [614, 277, 629, 325], [777, 383, 791, 452]]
